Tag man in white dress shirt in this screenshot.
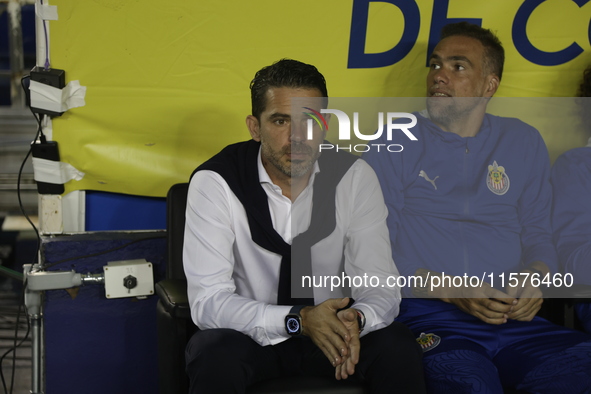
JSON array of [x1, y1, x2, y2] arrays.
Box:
[[183, 59, 425, 393]]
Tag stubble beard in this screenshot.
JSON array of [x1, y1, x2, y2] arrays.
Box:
[[261, 140, 319, 178], [426, 97, 485, 127]]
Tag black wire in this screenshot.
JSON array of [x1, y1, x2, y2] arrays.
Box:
[[0, 266, 23, 282], [10, 289, 28, 394], [42, 235, 166, 270], [17, 76, 43, 260], [0, 76, 43, 394], [2, 145, 37, 393], [0, 348, 7, 394], [16, 141, 40, 255], [3, 77, 166, 394], [21, 76, 45, 143], [39, 0, 50, 70], [0, 345, 6, 394], [0, 282, 30, 394]]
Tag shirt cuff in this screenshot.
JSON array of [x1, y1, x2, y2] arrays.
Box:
[[351, 303, 376, 338], [263, 304, 292, 345]]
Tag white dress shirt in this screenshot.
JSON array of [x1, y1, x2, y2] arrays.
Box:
[[183, 148, 400, 346]]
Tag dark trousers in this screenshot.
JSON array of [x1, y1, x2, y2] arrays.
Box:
[[185, 322, 426, 394]]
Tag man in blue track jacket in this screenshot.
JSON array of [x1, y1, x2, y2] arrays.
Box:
[[364, 22, 591, 393], [551, 65, 591, 334]]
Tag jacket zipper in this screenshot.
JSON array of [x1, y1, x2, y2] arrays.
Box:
[[462, 142, 470, 272]]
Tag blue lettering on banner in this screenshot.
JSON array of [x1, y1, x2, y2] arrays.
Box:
[[348, 0, 421, 68], [512, 0, 590, 66], [348, 0, 590, 69], [426, 0, 481, 66]]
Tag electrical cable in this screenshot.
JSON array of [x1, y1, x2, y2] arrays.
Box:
[[39, 0, 50, 70], [0, 267, 23, 282], [21, 75, 46, 143], [3, 7, 52, 391], [3, 69, 165, 392], [18, 76, 42, 254], [7, 287, 29, 394], [0, 345, 7, 394], [0, 76, 42, 394], [0, 281, 30, 394]]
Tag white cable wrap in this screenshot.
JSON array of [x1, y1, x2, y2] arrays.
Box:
[[32, 157, 85, 184], [35, 3, 58, 20], [30, 80, 87, 113]]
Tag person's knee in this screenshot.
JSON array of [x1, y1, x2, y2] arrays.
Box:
[[186, 328, 251, 370], [185, 329, 257, 393], [518, 340, 591, 394], [359, 322, 426, 392], [372, 322, 423, 361], [424, 349, 502, 394], [361, 322, 424, 373]]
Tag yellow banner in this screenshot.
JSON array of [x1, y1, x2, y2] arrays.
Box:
[[49, 0, 591, 196]]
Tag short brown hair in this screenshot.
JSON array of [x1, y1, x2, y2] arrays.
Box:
[[441, 22, 505, 81]]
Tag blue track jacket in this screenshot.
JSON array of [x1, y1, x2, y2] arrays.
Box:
[[551, 145, 591, 285], [363, 111, 558, 296]]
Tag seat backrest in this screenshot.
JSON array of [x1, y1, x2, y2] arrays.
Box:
[[166, 182, 190, 279]]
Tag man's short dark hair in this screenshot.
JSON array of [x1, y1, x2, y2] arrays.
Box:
[[578, 65, 591, 136], [441, 22, 505, 81], [250, 59, 328, 120], [579, 65, 591, 97]]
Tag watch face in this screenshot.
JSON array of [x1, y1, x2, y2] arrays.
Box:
[[286, 317, 300, 334]]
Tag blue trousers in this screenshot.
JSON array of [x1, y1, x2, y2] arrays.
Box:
[[185, 322, 426, 394], [399, 299, 591, 394]]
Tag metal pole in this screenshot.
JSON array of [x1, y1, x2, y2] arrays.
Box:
[[30, 314, 42, 394], [24, 264, 44, 394]]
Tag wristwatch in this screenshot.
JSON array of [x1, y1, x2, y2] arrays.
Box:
[[285, 305, 306, 336], [356, 309, 366, 333]]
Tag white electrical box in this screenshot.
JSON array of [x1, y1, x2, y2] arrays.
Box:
[[103, 259, 154, 299]]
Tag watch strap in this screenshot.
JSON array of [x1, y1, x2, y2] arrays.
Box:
[[289, 305, 306, 316]]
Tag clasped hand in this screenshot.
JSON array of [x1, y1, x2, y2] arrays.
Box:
[[448, 272, 543, 324], [300, 297, 361, 380]]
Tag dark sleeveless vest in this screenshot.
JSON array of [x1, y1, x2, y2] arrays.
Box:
[[193, 140, 357, 305]]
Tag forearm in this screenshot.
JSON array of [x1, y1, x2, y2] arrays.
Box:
[[187, 285, 290, 345]]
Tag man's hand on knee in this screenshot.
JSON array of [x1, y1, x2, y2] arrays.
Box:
[[300, 297, 353, 368], [446, 285, 516, 325], [506, 281, 543, 321]]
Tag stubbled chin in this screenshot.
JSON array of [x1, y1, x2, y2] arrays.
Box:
[[290, 159, 315, 176]]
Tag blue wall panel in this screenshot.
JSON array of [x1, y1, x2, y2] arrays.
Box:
[[85, 191, 166, 231]]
